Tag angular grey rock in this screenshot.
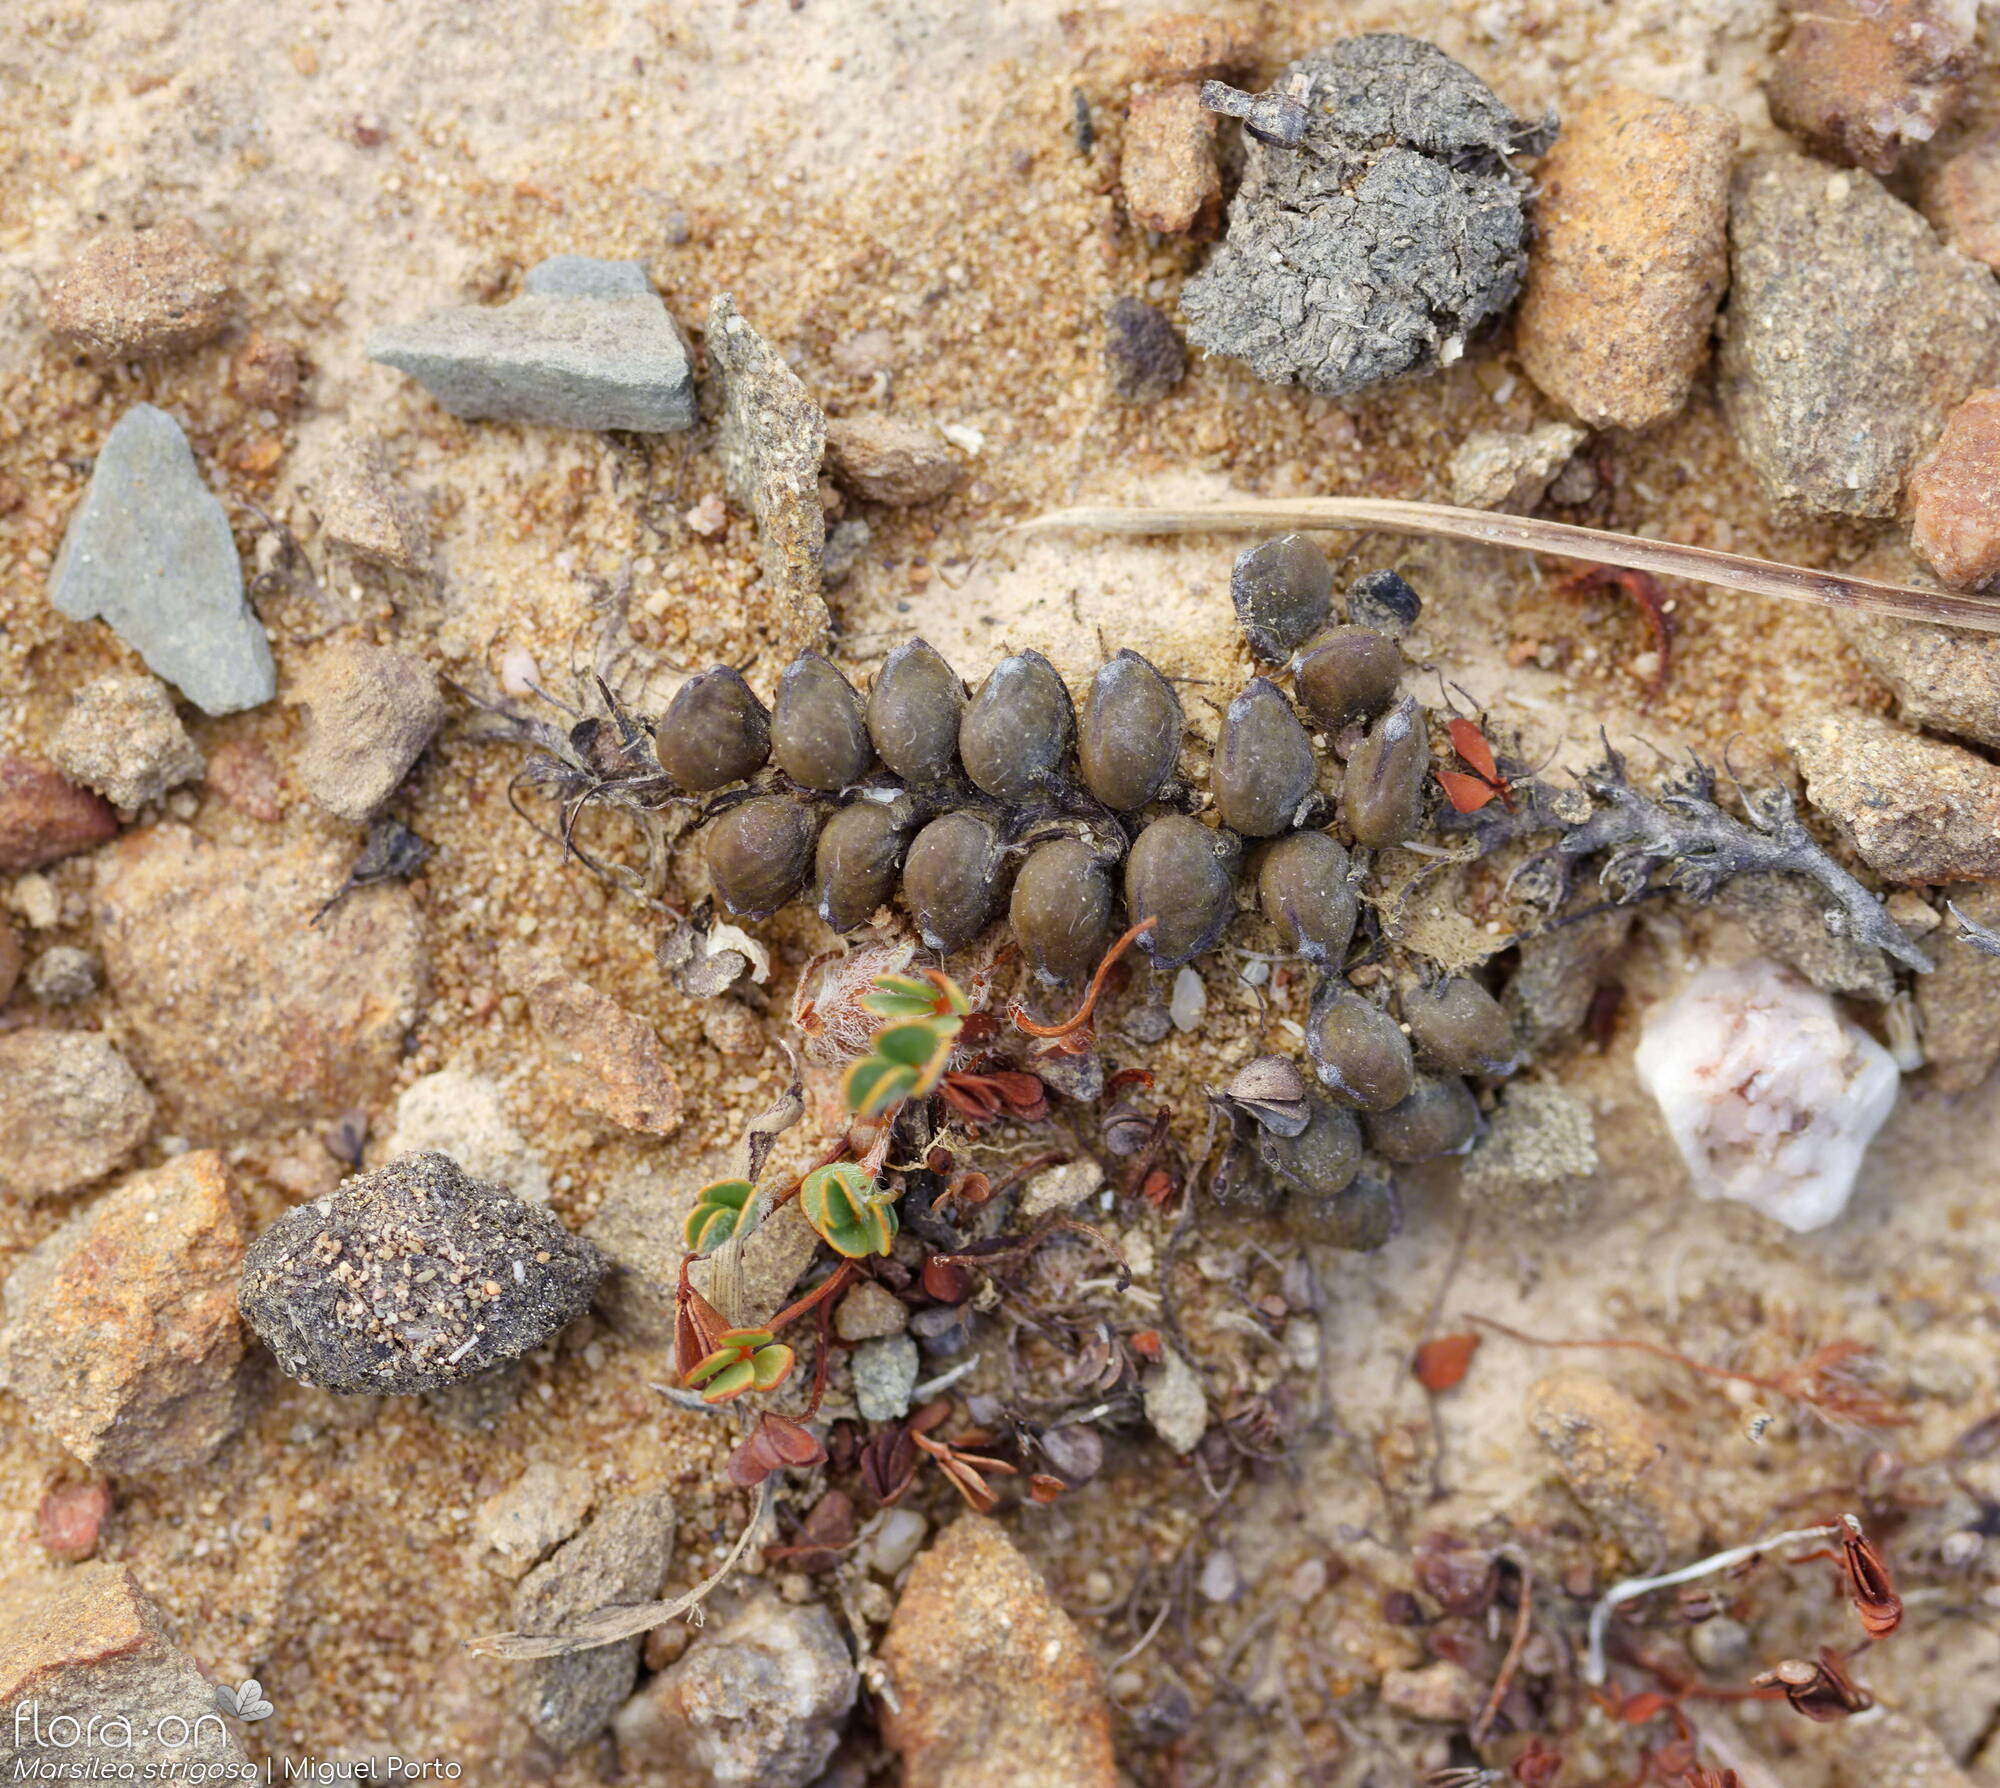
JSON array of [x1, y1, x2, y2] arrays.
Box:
[[1448, 422, 1588, 512], [49, 406, 274, 715], [524, 255, 653, 299], [1719, 153, 2000, 518], [1183, 35, 1553, 397], [851, 1331, 919, 1422], [614, 1597, 857, 1788], [1461, 1081, 1599, 1227], [50, 673, 204, 810], [368, 288, 695, 432], [236, 1152, 604, 1394], [708, 293, 830, 659], [513, 1488, 675, 1750], [0, 1030, 155, 1202], [1841, 611, 2000, 750]]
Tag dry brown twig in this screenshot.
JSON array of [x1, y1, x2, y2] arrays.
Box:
[[1021, 496, 2000, 635]]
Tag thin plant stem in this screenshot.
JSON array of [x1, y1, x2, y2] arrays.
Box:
[[1583, 1522, 1845, 1684], [1020, 497, 2000, 636]]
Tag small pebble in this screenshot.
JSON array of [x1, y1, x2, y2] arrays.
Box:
[[0, 1028, 155, 1201], [1104, 297, 1185, 403], [43, 218, 234, 359], [313, 431, 430, 574], [1925, 128, 2000, 272], [294, 641, 445, 823], [1788, 710, 2000, 882], [1121, 84, 1221, 236], [50, 674, 204, 811], [38, 1479, 114, 1562], [823, 414, 963, 506], [834, 1279, 909, 1341], [1448, 423, 1588, 513], [0, 755, 118, 873], [26, 944, 100, 1005], [1169, 964, 1206, 1032], [851, 1332, 920, 1423], [1767, 0, 1972, 175], [473, 1461, 596, 1577], [1908, 388, 2000, 591]]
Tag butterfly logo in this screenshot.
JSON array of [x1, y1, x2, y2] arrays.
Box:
[[212, 1678, 275, 1722]]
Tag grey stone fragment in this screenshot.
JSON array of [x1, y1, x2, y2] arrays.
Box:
[[49, 406, 274, 715], [1841, 610, 2000, 750], [1918, 883, 2000, 1093], [368, 294, 695, 432], [313, 431, 429, 574], [524, 255, 653, 299], [1712, 870, 1894, 1001], [50, 674, 204, 810], [0, 1030, 154, 1202], [851, 1331, 920, 1423], [1504, 907, 1631, 1052], [1719, 153, 2000, 518], [513, 1488, 675, 1750], [707, 293, 830, 658], [1183, 35, 1553, 397], [237, 1152, 604, 1394], [1460, 1081, 1598, 1226], [1142, 1344, 1208, 1453], [25, 945, 100, 1005], [1448, 423, 1588, 512]]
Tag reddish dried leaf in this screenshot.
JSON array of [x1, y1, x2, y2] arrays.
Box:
[[727, 1412, 829, 1487], [1132, 1328, 1163, 1362], [1839, 1518, 1902, 1639], [1414, 1333, 1481, 1392], [1447, 717, 1500, 782], [1029, 1473, 1066, 1504], [1437, 769, 1500, 814]]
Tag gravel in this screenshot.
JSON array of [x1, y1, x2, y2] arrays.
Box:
[[0, 1030, 154, 1202], [0, 1151, 247, 1472], [0, 755, 117, 872], [1182, 35, 1553, 397], [1718, 152, 2000, 519], [368, 273, 695, 431], [1447, 422, 1588, 512], [311, 431, 430, 574], [1120, 83, 1221, 237], [1527, 1369, 1700, 1563], [42, 219, 235, 360], [707, 293, 831, 659], [24, 944, 100, 1005], [615, 1596, 856, 1788], [236, 1151, 604, 1394], [294, 641, 445, 822], [823, 413, 964, 505], [1459, 1081, 1599, 1227], [851, 1331, 920, 1422], [49, 405, 276, 715], [1104, 297, 1185, 403], [49, 673, 204, 810], [512, 1488, 675, 1749], [1839, 611, 2000, 750], [1141, 1343, 1208, 1453], [1514, 85, 1737, 431]]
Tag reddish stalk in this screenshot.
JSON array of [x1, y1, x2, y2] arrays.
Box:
[[1471, 1556, 1533, 1743], [1010, 916, 1156, 1039]]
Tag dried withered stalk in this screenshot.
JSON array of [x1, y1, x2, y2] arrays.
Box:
[[1949, 901, 2000, 961], [1581, 1518, 1864, 1684], [1749, 1649, 1872, 1721], [1453, 739, 1931, 974], [1021, 496, 2000, 635]]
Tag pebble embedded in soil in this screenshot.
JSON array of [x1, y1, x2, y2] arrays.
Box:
[[0, 1564, 247, 1775], [48, 404, 276, 715], [1526, 1369, 1701, 1564], [0, 754, 118, 872], [231, 330, 305, 414], [851, 1331, 920, 1422], [1917, 884, 2000, 1093], [511, 1487, 675, 1750], [1924, 128, 2000, 271], [1182, 34, 1551, 397], [95, 826, 429, 1136], [500, 942, 683, 1136], [1908, 389, 2000, 592], [294, 640, 445, 823], [37, 1480, 113, 1564], [1120, 83, 1221, 237], [41, 218, 235, 360], [1103, 296, 1185, 403], [49, 674, 204, 811], [1459, 1081, 1598, 1227], [0, 1029, 155, 1202], [237, 1150, 605, 1394], [1718, 152, 2000, 520], [1786, 710, 2000, 883], [1712, 870, 1896, 1002], [310, 430, 431, 574], [367, 276, 695, 432], [1634, 959, 1899, 1233], [1503, 907, 1631, 1054], [834, 1278, 909, 1341], [1841, 610, 2000, 751], [1513, 84, 1737, 431], [1447, 422, 1588, 513], [1141, 1342, 1208, 1453], [613, 1595, 857, 1788], [0, 1151, 247, 1472], [878, 1514, 1118, 1788], [1379, 1659, 1485, 1723], [385, 1067, 551, 1204], [1016, 1157, 1105, 1222], [473, 1461, 596, 1578], [823, 413, 964, 506], [707, 293, 831, 660], [1765, 0, 1972, 176], [25, 944, 100, 1005]]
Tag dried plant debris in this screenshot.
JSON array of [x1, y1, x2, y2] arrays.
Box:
[[1183, 35, 1555, 397]]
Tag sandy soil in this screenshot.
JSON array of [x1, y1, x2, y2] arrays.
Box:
[[7, 0, 2000, 1783]]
